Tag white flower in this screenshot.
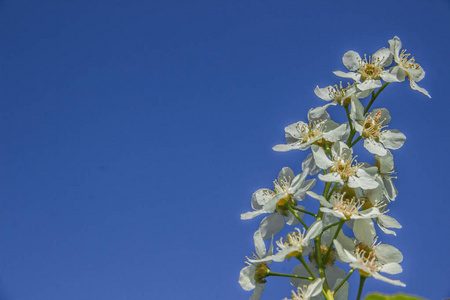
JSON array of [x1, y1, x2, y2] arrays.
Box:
[[354, 108, 406, 156], [333, 48, 396, 91], [307, 191, 383, 221], [239, 230, 273, 300], [249, 220, 323, 263], [273, 109, 347, 152], [373, 150, 398, 201], [388, 36, 431, 98], [291, 263, 349, 300], [241, 167, 316, 239], [311, 142, 379, 189], [361, 190, 402, 236], [334, 237, 405, 287], [282, 279, 324, 300]]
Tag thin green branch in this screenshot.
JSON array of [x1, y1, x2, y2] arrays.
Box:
[[326, 183, 338, 200], [287, 205, 308, 229], [349, 136, 362, 148], [364, 82, 389, 115], [321, 221, 341, 233], [291, 206, 317, 217], [344, 104, 354, 132], [322, 219, 345, 264], [333, 268, 355, 293], [267, 271, 313, 281], [356, 275, 367, 300], [297, 254, 316, 279]]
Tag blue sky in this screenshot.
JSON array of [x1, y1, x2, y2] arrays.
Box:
[[0, 1, 449, 299]]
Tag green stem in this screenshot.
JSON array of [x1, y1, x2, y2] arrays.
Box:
[[314, 236, 330, 291], [349, 136, 362, 148], [333, 268, 355, 293], [364, 82, 389, 115], [267, 271, 313, 281], [344, 104, 354, 132], [297, 255, 316, 279], [323, 182, 332, 198], [321, 221, 341, 233], [356, 275, 367, 300], [291, 206, 317, 217], [326, 183, 338, 200], [287, 205, 308, 229], [346, 130, 356, 146], [322, 219, 345, 264]]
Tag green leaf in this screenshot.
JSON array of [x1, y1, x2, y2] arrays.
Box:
[[364, 293, 426, 300]]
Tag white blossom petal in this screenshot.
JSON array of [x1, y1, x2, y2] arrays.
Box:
[[342, 51, 361, 71]]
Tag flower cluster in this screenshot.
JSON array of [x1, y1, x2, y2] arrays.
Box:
[[239, 36, 429, 300]]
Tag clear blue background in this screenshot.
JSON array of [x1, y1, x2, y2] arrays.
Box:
[[0, 1, 449, 299]]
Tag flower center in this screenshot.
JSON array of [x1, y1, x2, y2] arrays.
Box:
[[273, 176, 292, 194], [286, 286, 309, 300], [330, 155, 359, 181], [296, 120, 326, 143], [355, 242, 382, 275], [362, 110, 387, 139], [327, 82, 353, 105], [332, 193, 364, 219], [357, 54, 384, 81], [398, 49, 421, 70], [276, 228, 306, 259]]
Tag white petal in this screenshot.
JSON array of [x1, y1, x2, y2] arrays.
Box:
[[314, 85, 333, 101], [357, 79, 382, 91], [306, 278, 325, 298], [241, 210, 267, 220], [375, 244, 403, 264], [305, 220, 323, 241], [349, 169, 379, 189], [333, 70, 361, 81], [342, 51, 361, 71], [259, 213, 284, 240], [278, 167, 295, 183], [302, 154, 322, 175], [253, 230, 266, 258], [388, 36, 402, 62], [387, 65, 406, 82], [321, 207, 345, 219], [380, 71, 402, 82], [378, 214, 402, 229], [380, 129, 406, 150], [334, 240, 357, 263], [306, 191, 332, 207], [350, 97, 364, 121], [355, 207, 383, 219], [410, 80, 431, 98], [272, 143, 301, 152], [252, 188, 273, 209], [353, 219, 376, 245], [311, 145, 333, 169], [239, 265, 257, 291], [372, 47, 392, 67], [308, 103, 336, 119], [323, 123, 348, 142], [372, 272, 406, 287], [319, 172, 344, 185], [383, 177, 398, 201], [381, 262, 403, 275], [250, 284, 264, 300], [364, 138, 387, 156]]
